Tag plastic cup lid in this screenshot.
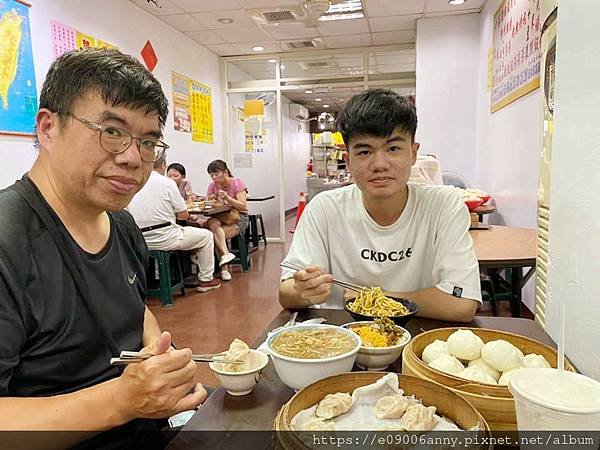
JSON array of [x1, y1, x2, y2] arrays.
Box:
[[508, 368, 600, 414]]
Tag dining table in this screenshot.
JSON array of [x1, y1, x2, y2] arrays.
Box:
[[187, 204, 231, 216], [470, 226, 537, 318], [168, 308, 556, 449]]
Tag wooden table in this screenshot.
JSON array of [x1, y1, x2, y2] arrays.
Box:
[[470, 226, 537, 317], [187, 205, 230, 216], [168, 309, 554, 449]]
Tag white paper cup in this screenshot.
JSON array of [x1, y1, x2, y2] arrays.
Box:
[[508, 368, 600, 431]]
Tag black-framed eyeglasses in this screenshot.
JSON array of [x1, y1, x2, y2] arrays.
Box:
[[66, 113, 169, 163]]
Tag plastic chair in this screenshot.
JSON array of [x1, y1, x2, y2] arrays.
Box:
[[229, 230, 250, 272], [442, 171, 471, 189], [147, 250, 186, 307], [248, 213, 267, 249]]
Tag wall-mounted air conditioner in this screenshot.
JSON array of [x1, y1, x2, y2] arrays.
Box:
[[289, 103, 309, 120]]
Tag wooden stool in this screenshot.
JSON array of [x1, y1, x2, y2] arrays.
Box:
[[147, 250, 186, 307]]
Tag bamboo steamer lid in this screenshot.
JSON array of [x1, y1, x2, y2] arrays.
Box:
[[276, 372, 491, 449], [402, 327, 575, 430]]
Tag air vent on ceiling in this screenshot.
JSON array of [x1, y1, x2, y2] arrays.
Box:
[[261, 10, 297, 23], [283, 38, 325, 51], [306, 61, 330, 68]]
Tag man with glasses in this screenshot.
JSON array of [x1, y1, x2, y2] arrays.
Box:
[[0, 48, 206, 448], [128, 153, 221, 293]]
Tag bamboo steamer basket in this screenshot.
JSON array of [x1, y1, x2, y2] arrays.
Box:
[[402, 327, 575, 431], [275, 372, 491, 450]]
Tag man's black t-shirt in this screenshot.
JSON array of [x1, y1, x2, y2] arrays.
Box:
[[0, 176, 156, 448]]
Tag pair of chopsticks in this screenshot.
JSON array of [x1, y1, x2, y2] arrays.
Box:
[[280, 262, 365, 293], [110, 350, 244, 366]]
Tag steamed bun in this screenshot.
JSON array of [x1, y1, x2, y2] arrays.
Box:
[[447, 330, 484, 361], [498, 368, 522, 386], [522, 353, 551, 369], [457, 366, 498, 385], [481, 340, 521, 372], [428, 354, 465, 375], [422, 339, 451, 364], [468, 358, 501, 381]]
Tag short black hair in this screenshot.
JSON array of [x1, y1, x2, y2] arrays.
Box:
[[336, 89, 417, 146], [35, 47, 168, 146], [167, 163, 186, 177]]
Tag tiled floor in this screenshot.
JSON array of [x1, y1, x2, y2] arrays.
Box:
[[148, 217, 530, 387]]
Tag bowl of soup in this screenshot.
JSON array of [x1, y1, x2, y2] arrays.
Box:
[[267, 324, 361, 391]]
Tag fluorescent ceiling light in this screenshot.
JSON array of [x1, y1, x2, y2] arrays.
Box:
[[315, 98, 322, 101], [280, 64, 286, 69], [323, 104, 330, 108], [319, 12, 364, 21], [252, 46, 265, 52], [305, 89, 313, 94], [448, 0, 466, 5], [268, 59, 276, 63]]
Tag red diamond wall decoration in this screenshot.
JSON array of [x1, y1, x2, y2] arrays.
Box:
[[141, 40, 158, 72]]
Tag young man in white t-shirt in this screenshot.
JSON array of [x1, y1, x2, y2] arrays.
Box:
[[279, 89, 481, 322]]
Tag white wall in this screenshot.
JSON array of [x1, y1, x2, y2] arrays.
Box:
[[281, 96, 311, 212], [474, 0, 541, 230], [416, 14, 480, 184], [0, 0, 225, 191], [545, 0, 600, 379]]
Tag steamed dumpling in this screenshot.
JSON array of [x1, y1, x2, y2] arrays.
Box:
[[498, 368, 522, 386], [302, 418, 336, 431], [422, 339, 451, 364], [374, 395, 412, 419], [481, 340, 521, 372], [457, 366, 498, 385], [222, 338, 250, 372], [447, 329, 484, 361], [399, 404, 438, 431], [428, 354, 465, 375], [468, 358, 501, 381], [522, 353, 551, 369], [316, 392, 352, 419]]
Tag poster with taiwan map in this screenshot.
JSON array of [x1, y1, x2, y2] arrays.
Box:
[[0, 0, 37, 135]]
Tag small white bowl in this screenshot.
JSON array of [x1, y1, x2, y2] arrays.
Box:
[[267, 324, 361, 391], [342, 321, 411, 371], [209, 349, 269, 396]]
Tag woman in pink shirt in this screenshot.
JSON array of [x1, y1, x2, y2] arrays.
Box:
[[206, 160, 249, 281]]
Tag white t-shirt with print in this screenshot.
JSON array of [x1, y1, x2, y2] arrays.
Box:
[[281, 183, 482, 309], [127, 171, 187, 247]]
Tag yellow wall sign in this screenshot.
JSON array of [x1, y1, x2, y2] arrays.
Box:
[[190, 80, 213, 144]]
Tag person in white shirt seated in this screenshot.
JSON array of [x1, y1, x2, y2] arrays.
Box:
[[279, 89, 481, 322], [128, 153, 221, 292]]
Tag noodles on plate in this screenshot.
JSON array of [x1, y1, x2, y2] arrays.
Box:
[[347, 287, 409, 317]]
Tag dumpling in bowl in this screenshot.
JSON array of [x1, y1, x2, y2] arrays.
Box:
[[374, 395, 412, 419], [222, 338, 250, 372], [422, 339, 451, 364], [457, 366, 498, 385], [522, 353, 551, 369], [399, 404, 438, 431], [316, 392, 352, 419], [428, 354, 465, 375], [481, 340, 521, 372], [447, 329, 484, 361]]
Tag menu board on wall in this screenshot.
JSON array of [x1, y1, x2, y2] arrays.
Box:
[[171, 72, 191, 133], [50, 19, 117, 59], [491, 0, 541, 113], [190, 80, 213, 144]]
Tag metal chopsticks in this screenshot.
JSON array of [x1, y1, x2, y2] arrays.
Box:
[[110, 350, 244, 366], [280, 262, 365, 293]]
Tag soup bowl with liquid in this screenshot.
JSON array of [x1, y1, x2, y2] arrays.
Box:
[[267, 324, 361, 391]]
